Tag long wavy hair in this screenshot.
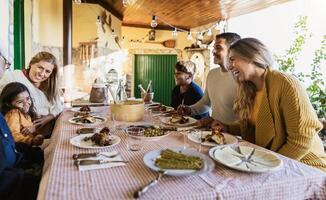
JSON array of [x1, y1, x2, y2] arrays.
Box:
[[26, 52, 58, 103], [0, 82, 37, 120], [229, 38, 274, 129]]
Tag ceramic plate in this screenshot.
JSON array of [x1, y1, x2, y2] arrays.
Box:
[[70, 134, 120, 149], [68, 116, 106, 126], [209, 145, 283, 173], [143, 148, 215, 176], [188, 131, 238, 147], [125, 125, 171, 141], [160, 116, 197, 127]]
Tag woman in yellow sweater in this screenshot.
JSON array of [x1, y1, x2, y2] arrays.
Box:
[[0, 82, 44, 146], [216, 38, 326, 171]]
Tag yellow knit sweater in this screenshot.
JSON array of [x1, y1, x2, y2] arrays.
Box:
[[230, 70, 326, 172], [5, 108, 34, 144]]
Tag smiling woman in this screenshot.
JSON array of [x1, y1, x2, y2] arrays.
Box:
[[0, 52, 63, 136], [218, 38, 326, 171]]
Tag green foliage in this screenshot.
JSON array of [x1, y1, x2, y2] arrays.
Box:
[[274, 16, 326, 118]]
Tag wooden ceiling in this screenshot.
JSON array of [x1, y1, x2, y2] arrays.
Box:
[[85, 0, 293, 30]]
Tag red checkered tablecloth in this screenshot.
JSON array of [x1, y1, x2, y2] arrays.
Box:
[[37, 107, 326, 200]]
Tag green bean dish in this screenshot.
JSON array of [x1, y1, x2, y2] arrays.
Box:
[[144, 128, 165, 137], [155, 149, 203, 170]]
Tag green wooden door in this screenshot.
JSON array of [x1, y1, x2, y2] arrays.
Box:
[[134, 54, 177, 105]]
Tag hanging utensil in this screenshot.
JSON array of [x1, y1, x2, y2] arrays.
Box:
[[145, 39, 176, 48]]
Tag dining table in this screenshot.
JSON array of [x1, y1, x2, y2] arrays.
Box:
[[37, 106, 326, 200]]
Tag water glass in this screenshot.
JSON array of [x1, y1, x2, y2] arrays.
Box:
[[108, 112, 117, 132], [187, 130, 203, 152], [126, 127, 145, 151], [145, 109, 153, 124]]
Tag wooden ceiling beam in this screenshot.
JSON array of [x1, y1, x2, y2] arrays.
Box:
[[84, 0, 123, 20]]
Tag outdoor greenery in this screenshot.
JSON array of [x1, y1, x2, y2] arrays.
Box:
[[274, 16, 326, 118]]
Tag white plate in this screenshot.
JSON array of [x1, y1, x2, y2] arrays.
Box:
[[148, 106, 174, 112], [143, 148, 215, 176], [70, 134, 121, 149], [160, 116, 197, 127], [209, 145, 283, 173], [125, 125, 171, 141], [68, 116, 106, 126], [188, 131, 238, 147]]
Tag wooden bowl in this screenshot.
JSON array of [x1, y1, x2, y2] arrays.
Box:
[[110, 100, 145, 122]]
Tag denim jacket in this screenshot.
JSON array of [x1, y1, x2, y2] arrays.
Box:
[[0, 113, 20, 174]]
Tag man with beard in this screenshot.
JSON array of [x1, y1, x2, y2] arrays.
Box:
[[178, 33, 241, 127]]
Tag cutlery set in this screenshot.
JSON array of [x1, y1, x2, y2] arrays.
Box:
[[72, 152, 127, 166]]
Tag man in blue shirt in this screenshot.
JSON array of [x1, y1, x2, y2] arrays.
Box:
[[0, 52, 43, 200], [171, 61, 209, 119]]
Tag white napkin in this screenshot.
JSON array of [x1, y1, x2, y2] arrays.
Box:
[[77, 151, 126, 171]]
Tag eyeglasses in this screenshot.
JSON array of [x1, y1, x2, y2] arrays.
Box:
[[0, 54, 11, 69]]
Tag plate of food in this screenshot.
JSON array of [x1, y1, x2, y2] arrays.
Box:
[[70, 127, 120, 149], [71, 105, 92, 113], [68, 115, 106, 125], [143, 148, 215, 176], [208, 145, 283, 173], [147, 104, 174, 113], [160, 114, 197, 127], [188, 130, 237, 147], [125, 125, 171, 141]]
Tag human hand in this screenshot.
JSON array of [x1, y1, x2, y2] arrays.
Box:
[[211, 120, 228, 132], [177, 105, 191, 116], [21, 126, 37, 136], [196, 117, 214, 128], [32, 134, 44, 146], [33, 114, 55, 128]]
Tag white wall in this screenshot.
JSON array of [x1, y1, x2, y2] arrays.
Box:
[[0, 0, 12, 61]]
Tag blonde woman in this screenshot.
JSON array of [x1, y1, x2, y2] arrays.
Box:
[[0, 52, 63, 136], [215, 38, 326, 171]]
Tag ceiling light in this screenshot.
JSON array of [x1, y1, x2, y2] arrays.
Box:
[[73, 0, 82, 5], [207, 29, 212, 36], [172, 27, 178, 38], [96, 16, 101, 26], [150, 15, 158, 28], [187, 32, 192, 41], [197, 32, 203, 40], [122, 0, 129, 7], [111, 29, 116, 38]]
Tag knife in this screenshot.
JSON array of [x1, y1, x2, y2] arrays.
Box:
[[72, 152, 119, 160], [74, 159, 128, 166]]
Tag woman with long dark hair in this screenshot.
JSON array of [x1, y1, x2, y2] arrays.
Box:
[[0, 82, 44, 146]]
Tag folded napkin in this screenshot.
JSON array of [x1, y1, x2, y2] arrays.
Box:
[[77, 151, 126, 171]]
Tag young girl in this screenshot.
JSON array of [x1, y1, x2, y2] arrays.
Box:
[[0, 82, 44, 146]]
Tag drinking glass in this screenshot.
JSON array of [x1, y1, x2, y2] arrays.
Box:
[[187, 129, 202, 152], [108, 112, 117, 133], [126, 127, 145, 151]]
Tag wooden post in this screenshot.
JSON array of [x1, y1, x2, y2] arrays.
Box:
[[63, 0, 72, 66]]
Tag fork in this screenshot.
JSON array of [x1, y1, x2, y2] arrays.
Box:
[[133, 170, 166, 198]]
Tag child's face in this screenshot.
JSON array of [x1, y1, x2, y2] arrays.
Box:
[[11, 91, 32, 114]]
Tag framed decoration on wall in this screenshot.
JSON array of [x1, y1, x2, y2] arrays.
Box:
[[149, 29, 156, 41]]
